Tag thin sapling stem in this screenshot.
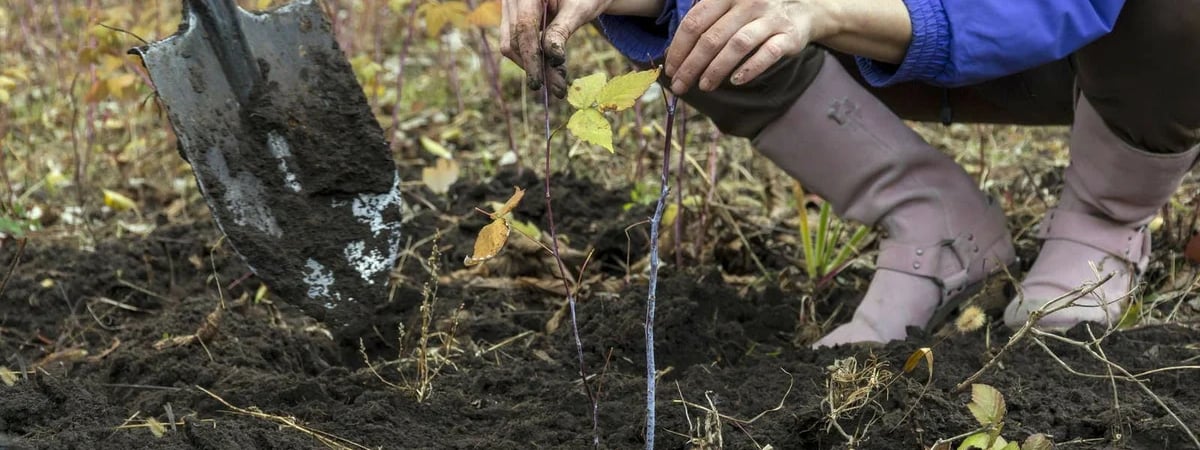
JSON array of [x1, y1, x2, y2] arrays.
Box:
[[645, 92, 680, 450], [674, 103, 686, 266], [539, 7, 600, 446]]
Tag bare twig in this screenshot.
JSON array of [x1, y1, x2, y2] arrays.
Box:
[[643, 91, 679, 450], [198, 386, 372, 450]]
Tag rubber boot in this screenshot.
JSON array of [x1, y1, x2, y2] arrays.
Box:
[[751, 52, 1017, 347], [1004, 95, 1200, 330]]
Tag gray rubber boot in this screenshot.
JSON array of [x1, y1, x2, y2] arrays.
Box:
[[751, 52, 1016, 347], [1004, 95, 1200, 330]]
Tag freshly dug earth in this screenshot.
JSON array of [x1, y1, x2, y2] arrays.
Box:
[[1, 170, 1199, 450]]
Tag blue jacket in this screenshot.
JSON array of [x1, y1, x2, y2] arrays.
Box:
[[597, 0, 1125, 88]]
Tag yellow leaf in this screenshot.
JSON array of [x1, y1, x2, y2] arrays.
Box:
[[903, 347, 934, 380], [967, 383, 1006, 427], [465, 217, 510, 266], [466, 0, 501, 27], [0, 366, 16, 387], [567, 108, 613, 153], [418, 1, 469, 37], [567, 72, 606, 110], [103, 189, 137, 212], [421, 158, 460, 194], [419, 136, 454, 159], [254, 284, 269, 302], [40, 278, 55, 288], [597, 66, 661, 112]]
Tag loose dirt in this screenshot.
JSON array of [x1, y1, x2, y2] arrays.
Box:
[[1, 169, 1198, 450]]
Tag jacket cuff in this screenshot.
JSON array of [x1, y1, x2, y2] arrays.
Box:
[[598, 0, 694, 63], [855, 0, 951, 87]]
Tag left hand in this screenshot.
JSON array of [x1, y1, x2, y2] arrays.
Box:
[[663, 0, 832, 94]]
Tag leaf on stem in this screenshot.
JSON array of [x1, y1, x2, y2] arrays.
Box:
[[958, 432, 1014, 450], [596, 67, 661, 112], [567, 108, 613, 153], [464, 187, 526, 266], [465, 218, 510, 266], [967, 383, 1006, 427], [567, 72, 606, 109], [493, 186, 525, 217]]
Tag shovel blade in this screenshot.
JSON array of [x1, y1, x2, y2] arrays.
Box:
[[133, 1, 403, 333]]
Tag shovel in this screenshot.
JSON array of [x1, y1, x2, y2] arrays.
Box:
[[131, 0, 404, 339]]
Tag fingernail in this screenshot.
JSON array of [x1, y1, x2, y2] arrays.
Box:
[[670, 79, 685, 94], [664, 63, 675, 76], [731, 72, 743, 85], [699, 77, 712, 91]]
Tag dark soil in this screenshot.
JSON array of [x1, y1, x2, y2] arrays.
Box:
[[2, 169, 1199, 450]]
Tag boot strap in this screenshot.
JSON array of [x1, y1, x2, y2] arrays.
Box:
[[876, 231, 992, 299], [1034, 209, 1151, 272]]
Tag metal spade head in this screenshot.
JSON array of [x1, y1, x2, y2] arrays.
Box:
[[132, 0, 403, 336]]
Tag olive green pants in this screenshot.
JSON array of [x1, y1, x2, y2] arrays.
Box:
[[639, 0, 1200, 154]]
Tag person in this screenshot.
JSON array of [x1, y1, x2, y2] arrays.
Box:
[[499, 0, 1200, 347]]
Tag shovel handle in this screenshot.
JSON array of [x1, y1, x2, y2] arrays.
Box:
[[188, 0, 262, 104]]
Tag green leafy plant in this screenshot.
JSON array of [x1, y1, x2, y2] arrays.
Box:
[[565, 68, 661, 153], [957, 384, 1054, 450], [793, 182, 872, 283]]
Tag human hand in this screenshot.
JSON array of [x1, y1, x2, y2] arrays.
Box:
[[663, 0, 834, 94], [500, 0, 615, 98]]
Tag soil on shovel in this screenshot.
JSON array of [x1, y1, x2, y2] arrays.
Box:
[[1, 169, 1199, 450]]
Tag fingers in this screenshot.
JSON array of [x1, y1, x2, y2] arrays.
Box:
[[732, 33, 799, 86], [542, 2, 604, 97], [546, 65, 568, 98], [664, 0, 732, 81], [696, 18, 779, 92], [500, 0, 545, 91]]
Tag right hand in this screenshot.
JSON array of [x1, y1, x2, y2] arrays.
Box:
[[500, 0, 614, 98]]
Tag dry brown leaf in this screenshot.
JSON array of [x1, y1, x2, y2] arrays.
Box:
[[464, 218, 510, 266], [421, 158, 460, 194], [493, 186, 525, 217]]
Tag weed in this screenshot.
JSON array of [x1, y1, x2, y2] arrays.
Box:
[[932, 384, 1053, 450], [792, 182, 872, 287]]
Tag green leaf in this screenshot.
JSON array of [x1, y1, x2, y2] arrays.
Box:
[[958, 433, 1009, 450], [419, 136, 454, 159], [967, 384, 1006, 427], [596, 66, 661, 112], [567, 108, 613, 153], [567, 73, 606, 109]]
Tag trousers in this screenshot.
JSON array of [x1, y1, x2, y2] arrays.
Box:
[[650, 0, 1200, 154]]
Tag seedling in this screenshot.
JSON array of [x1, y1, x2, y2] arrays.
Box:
[[950, 384, 1054, 450], [793, 182, 871, 286]]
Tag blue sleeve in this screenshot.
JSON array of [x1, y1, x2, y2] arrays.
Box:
[[858, 0, 1126, 87], [597, 0, 695, 64]]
